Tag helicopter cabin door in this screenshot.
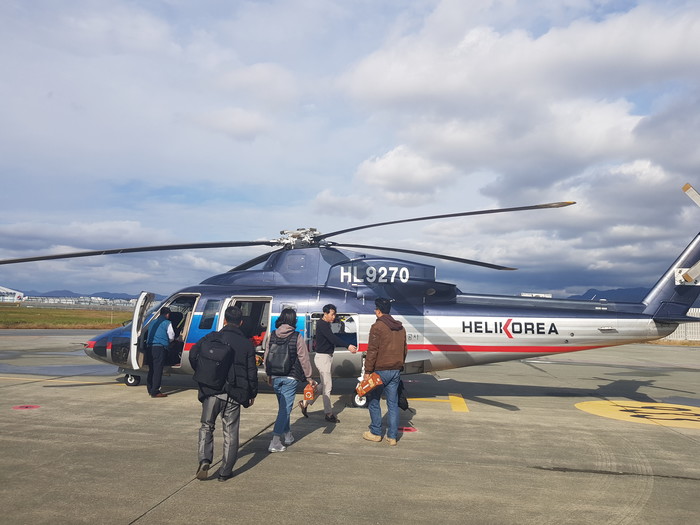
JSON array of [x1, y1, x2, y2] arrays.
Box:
[[129, 292, 156, 371], [221, 296, 273, 352]]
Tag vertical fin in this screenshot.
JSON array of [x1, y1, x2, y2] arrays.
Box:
[[642, 233, 700, 320], [643, 184, 700, 320]]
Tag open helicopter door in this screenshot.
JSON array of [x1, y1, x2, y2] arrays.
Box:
[[221, 296, 273, 359], [129, 291, 157, 371]]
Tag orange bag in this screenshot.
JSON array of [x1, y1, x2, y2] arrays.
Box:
[[355, 373, 383, 397], [303, 383, 316, 401]]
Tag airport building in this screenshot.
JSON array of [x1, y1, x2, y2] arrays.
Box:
[[0, 286, 24, 302]]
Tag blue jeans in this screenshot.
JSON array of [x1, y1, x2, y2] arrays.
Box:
[[272, 377, 299, 435], [367, 369, 401, 439]]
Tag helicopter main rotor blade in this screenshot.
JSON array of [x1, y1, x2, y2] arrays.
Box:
[[315, 201, 575, 241], [331, 243, 517, 271], [0, 240, 279, 266]]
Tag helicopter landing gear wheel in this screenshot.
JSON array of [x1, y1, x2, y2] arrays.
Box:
[[125, 374, 141, 386], [353, 393, 367, 408]]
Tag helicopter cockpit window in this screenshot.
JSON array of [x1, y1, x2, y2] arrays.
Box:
[[199, 300, 221, 330]]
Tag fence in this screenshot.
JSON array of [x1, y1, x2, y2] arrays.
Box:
[[662, 308, 700, 341], [20, 296, 136, 311]]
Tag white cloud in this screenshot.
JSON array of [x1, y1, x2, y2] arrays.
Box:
[[311, 189, 373, 218], [217, 63, 300, 109], [192, 107, 271, 140], [354, 145, 456, 205]]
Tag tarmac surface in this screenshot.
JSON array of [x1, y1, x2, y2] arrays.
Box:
[[0, 329, 699, 525]]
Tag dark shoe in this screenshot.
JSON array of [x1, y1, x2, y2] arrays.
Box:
[[150, 392, 168, 398], [195, 461, 210, 480], [298, 400, 308, 418], [324, 414, 339, 423], [218, 473, 234, 482]]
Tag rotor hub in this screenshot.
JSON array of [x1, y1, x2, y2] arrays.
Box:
[[276, 228, 320, 248]]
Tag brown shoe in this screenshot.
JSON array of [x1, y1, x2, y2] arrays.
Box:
[[362, 431, 382, 442], [150, 392, 168, 398], [298, 400, 308, 418], [386, 438, 397, 446]]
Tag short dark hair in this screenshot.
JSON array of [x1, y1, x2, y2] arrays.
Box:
[[322, 304, 337, 314], [160, 306, 171, 316], [275, 308, 297, 328], [224, 306, 243, 325], [375, 298, 391, 314]]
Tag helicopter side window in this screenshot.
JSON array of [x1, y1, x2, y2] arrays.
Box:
[[199, 300, 221, 330]]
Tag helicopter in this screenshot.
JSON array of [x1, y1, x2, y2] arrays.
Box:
[[2, 186, 700, 407]]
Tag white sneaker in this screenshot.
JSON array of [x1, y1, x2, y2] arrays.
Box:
[[268, 435, 287, 453], [283, 431, 295, 446]]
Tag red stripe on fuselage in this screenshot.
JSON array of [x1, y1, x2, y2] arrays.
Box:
[[358, 343, 606, 354]]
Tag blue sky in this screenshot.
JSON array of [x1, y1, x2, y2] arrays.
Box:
[[2, 0, 700, 297]]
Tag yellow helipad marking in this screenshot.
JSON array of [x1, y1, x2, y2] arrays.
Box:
[[576, 400, 700, 429], [409, 393, 469, 412]]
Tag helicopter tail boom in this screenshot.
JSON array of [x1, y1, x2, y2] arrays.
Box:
[[642, 231, 700, 322]]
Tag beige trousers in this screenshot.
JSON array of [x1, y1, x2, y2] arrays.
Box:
[[311, 352, 333, 414]]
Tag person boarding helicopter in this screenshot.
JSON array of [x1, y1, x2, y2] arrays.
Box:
[[299, 303, 358, 422]]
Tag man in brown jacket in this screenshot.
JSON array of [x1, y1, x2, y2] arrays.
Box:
[[362, 297, 407, 446]]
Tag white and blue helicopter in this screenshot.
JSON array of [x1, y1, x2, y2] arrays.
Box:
[[3, 185, 700, 405]]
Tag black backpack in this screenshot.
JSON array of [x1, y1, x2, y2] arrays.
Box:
[[192, 333, 234, 390], [265, 331, 298, 376]]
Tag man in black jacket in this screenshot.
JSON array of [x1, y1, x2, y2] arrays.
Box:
[[299, 304, 357, 422], [189, 306, 258, 482]]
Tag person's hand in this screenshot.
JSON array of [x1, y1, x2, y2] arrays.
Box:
[[348, 345, 358, 353], [248, 398, 255, 407], [363, 373, 370, 381]]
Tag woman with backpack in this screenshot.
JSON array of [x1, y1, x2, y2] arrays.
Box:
[[264, 308, 315, 453]]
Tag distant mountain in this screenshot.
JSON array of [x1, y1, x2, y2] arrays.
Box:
[[23, 289, 82, 298], [566, 287, 649, 302], [91, 291, 141, 300]]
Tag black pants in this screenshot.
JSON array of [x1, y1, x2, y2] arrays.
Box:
[[146, 344, 166, 395], [198, 396, 241, 477]]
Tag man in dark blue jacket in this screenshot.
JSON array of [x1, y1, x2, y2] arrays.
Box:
[[189, 306, 258, 482]]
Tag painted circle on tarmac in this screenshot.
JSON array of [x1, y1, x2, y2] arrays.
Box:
[[12, 405, 41, 410], [576, 400, 700, 429]]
